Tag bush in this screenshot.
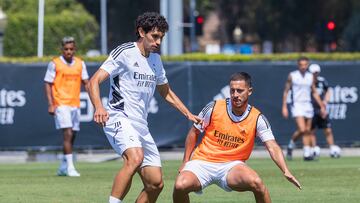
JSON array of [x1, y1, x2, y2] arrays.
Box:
[[1, 0, 99, 56], [2, 52, 360, 64], [162, 52, 360, 62]]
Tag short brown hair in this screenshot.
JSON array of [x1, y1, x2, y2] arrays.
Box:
[[229, 72, 252, 87], [297, 56, 309, 63]]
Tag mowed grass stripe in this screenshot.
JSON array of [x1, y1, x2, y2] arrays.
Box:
[[0, 157, 359, 203]]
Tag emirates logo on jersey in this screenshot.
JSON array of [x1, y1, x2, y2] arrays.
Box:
[[133, 62, 139, 67], [214, 130, 245, 148]]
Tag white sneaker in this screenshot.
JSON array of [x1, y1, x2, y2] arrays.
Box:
[[67, 168, 81, 177], [330, 145, 341, 158], [313, 146, 321, 158]]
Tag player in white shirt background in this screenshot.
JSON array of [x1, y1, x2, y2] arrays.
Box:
[[308, 64, 341, 158], [282, 57, 326, 160], [88, 12, 201, 203]]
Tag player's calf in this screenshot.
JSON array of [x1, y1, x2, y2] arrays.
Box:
[[247, 177, 271, 203]]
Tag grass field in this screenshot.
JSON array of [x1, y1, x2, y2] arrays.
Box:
[[0, 157, 359, 203]]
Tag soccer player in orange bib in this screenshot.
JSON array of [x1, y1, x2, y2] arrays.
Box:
[[173, 72, 301, 203], [44, 37, 89, 177]]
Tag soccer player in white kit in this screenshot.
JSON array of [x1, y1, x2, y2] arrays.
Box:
[[282, 57, 326, 160], [308, 64, 341, 158], [88, 12, 201, 203]]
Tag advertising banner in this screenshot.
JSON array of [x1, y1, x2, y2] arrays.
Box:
[[0, 62, 359, 148]]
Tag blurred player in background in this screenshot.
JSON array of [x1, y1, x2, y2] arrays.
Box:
[[88, 12, 201, 203], [308, 64, 341, 158], [282, 57, 326, 160], [173, 72, 301, 203], [44, 36, 89, 177]]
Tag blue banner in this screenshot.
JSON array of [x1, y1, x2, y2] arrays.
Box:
[[0, 61, 359, 148]]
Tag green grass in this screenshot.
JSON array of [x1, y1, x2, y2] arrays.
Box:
[[0, 157, 359, 203]]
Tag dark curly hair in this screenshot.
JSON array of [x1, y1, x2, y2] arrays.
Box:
[[135, 12, 169, 39]]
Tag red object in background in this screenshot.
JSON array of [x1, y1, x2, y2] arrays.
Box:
[[330, 41, 337, 51], [196, 16, 204, 24], [327, 21, 336, 30]]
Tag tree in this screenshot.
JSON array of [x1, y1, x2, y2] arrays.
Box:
[[342, 13, 360, 51], [195, 0, 356, 52], [79, 0, 159, 51], [0, 0, 99, 56]]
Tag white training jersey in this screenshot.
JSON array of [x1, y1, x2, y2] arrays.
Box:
[[194, 99, 275, 142], [44, 56, 89, 83], [100, 42, 168, 125], [290, 70, 313, 104]]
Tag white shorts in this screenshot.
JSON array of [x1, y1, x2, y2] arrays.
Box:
[[103, 117, 161, 168], [182, 160, 245, 194], [54, 105, 80, 131], [290, 102, 314, 118]]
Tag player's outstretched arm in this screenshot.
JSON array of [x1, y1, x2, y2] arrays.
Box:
[[264, 140, 302, 190], [88, 69, 110, 126], [157, 83, 202, 124]]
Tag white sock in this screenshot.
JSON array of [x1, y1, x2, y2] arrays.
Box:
[[313, 146, 321, 156], [303, 146, 312, 157], [109, 196, 121, 203], [288, 140, 295, 149], [310, 147, 315, 154], [330, 145, 341, 153], [65, 154, 75, 170], [330, 145, 338, 150], [59, 156, 67, 170]]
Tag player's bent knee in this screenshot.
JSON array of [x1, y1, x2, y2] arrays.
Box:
[[145, 179, 164, 193], [174, 180, 186, 192], [124, 156, 143, 170], [174, 177, 194, 192], [250, 177, 266, 193]]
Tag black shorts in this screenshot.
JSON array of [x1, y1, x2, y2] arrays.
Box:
[[311, 114, 331, 129]]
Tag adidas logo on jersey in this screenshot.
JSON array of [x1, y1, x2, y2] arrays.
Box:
[[134, 62, 139, 67]]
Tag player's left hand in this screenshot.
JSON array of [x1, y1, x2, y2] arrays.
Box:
[[284, 171, 302, 190], [320, 107, 328, 119]]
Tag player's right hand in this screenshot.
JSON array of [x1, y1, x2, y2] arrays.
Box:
[[320, 107, 328, 119], [48, 105, 55, 115], [187, 113, 203, 125], [178, 162, 186, 174], [93, 107, 109, 126], [282, 106, 288, 119]]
